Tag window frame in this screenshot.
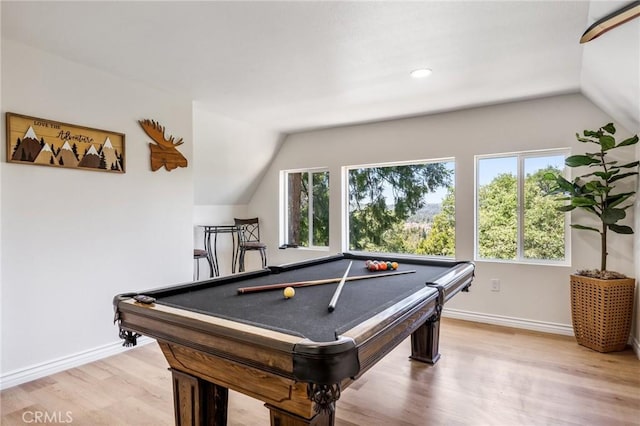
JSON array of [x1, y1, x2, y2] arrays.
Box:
[[280, 167, 330, 250], [474, 148, 571, 265], [342, 157, 456, 256]]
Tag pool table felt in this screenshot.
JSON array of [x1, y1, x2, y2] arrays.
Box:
[[155, 259, 452, 342]]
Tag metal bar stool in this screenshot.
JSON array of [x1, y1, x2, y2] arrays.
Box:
[[234, 218, 267, 272], [193, 249, 211, 280]]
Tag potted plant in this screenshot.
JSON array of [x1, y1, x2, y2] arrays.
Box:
[[545, 123, 638, 352]]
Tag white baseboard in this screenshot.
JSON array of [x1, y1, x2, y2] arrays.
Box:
[[0, 336, 154, 391], [443, 309, 640, 360], [443, 308, 575, 336]]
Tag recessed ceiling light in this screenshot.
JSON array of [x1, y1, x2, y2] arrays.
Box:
[[410, 68, 433, 78]]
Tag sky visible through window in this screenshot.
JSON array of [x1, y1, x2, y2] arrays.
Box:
[[478, 155, 565, 186], [377, 156, 564, 204]]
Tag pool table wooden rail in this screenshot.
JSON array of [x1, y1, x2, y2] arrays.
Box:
[[116, 298, 302, 375]]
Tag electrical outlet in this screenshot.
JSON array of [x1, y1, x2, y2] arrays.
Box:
[[491, 278, 500, 292]]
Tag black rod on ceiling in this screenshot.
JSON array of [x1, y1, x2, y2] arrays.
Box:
[[580, 1, 640, 43]]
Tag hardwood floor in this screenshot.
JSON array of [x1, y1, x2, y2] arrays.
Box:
[[2, 318, 638, 425]]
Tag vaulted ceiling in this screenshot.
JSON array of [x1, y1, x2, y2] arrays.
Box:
[[1, 1, 638, 206], [5, 1, 636, 135]]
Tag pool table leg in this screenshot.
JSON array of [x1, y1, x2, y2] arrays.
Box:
[[267, 404, 334, 426], [411, 283, 445, 364], [170, 368, 228, 425], [410, 315, 441, 364]]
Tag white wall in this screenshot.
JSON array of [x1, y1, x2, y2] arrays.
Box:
[[192, 106, 282, 205], [0, 40, 194, 383], [249, 93, 636, 330]]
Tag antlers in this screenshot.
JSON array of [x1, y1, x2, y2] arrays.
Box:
[[138, 119, 184, 149]]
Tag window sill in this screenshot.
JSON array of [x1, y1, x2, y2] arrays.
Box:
[[347, 250, 456, 260], [280, 245, 330, 252], [473, 258, 571, 268]]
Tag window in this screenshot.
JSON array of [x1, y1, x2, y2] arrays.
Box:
[[475, 150, 569, 263], [282, 169, 329, 248], [346, 159, 455, 256]]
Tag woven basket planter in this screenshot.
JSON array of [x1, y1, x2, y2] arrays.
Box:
[[570, 274, 636, 352]]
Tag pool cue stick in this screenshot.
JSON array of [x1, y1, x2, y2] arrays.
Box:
[[327, 261, 352, 313], [236, 269, 416, 294]]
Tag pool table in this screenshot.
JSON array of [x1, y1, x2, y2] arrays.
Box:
[[113, 253, 474, 426]]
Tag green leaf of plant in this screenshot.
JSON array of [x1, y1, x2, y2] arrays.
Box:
[[602, 123, 616, 134], [592, 171, 614, 180], [599, 135, 615, 150], [555, 176, 574, 192], [609, 172, 638, 183], [618, 160, 639, 169], [556, 205, 576, 212], [584, 181, 608, 192], [571, 224, 599, 232], [606, 192, 634, 207], [583, 130, 601, 137], [602, 208, 625, 224], [576, 134, 596, 143], [573, 187, 589, 197], [583, 205, 599, 215], [571, 197, 597, 206], [617, 135, 638, 147], [608, 224, 633, 234], [565, 155, 600, 167]]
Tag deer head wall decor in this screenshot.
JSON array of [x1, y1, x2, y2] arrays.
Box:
[[138, 119, 188, 171]]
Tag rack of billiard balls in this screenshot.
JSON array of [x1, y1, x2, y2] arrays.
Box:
[[365, 259, 399, 271]]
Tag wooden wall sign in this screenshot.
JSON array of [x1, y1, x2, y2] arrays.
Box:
[[138, 119, 187, 172], [5, 112, 125, 173]]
